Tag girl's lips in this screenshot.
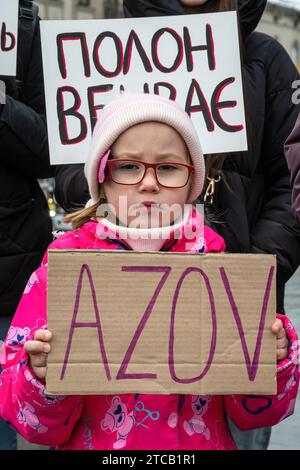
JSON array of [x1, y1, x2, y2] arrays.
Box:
[[141, 202, 159, 207], [131, 202, 163, 211], [140, 203, 163, 211]]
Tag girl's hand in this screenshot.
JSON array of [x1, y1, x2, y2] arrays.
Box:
[[272, 319, 289, 362], [24, 330, 53, 381]]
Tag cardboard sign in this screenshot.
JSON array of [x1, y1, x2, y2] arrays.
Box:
[[46, 251, 276, 396], [0, 0, 18, 76], [40, 12, 247, 165]]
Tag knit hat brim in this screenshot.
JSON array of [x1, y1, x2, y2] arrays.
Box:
[[84, 93, 205, 204]]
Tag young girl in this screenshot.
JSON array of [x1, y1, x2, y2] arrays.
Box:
[[0, 93, 298, 450]]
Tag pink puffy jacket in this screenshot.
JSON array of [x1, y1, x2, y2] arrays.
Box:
[[0, 208, 299, 450]]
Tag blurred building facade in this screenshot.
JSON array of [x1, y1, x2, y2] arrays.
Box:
[[258, 0, 300, 68], [36, 0, 300, 68], [36, 0, 123, 20]]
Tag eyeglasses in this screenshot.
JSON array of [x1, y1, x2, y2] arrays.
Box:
[[106, 159, 194, 188]]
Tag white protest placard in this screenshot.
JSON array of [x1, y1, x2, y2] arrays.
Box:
[[0, 0, 19, 76], [41, 12, 248, 165]]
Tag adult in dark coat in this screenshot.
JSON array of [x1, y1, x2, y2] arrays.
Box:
[[285, 112, 300, 223], [0, 1, 54, 449], [54, 0, 300, 448]]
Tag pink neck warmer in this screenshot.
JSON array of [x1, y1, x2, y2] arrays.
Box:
[[99, 206, 190, 251]]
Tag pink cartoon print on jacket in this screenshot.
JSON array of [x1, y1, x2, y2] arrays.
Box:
[[4, 320, 47, 363], [183, 395, 211, 439], [278, 371, 298, 401], [24, 272, 39, 294], [101, 396, 135, 449], [17, 400, 48, 434], [5, 326, 30, 362], [6, 326, 30, 349], [276, 371, 298, 421], [23, 368, 65, 406]]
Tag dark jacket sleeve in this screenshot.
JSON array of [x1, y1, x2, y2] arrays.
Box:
[[251, 38, 300, 301], [0, 17, 54, 179], [54, 164, 90, 212], [284, 112, 300, 223]]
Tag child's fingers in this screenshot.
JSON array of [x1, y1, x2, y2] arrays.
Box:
[[276, 329, 287, 340], [24, 335, 51, 382], [33, 366, 47, 381], [271, 318, 284, 334], [24, 340, 51, 355], [277, 336, 289, 350], [34, 329, 52, 342], [29, 352, 48, 368], [272, 319, 289, 362], [277, 348, 288, 361]]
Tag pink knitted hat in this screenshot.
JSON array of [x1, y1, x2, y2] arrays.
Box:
[[84, 93, 205, 204]]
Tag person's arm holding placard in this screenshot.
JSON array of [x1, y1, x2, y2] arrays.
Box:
[[224, 314, 299, 430], [0, 264, 83, 446]]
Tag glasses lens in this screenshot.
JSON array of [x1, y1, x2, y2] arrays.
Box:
[[111, 161, 144, 184], [110, 160, 190, 187], [156, 163, 189, 187]]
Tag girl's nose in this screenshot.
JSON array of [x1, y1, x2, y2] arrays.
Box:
[[139, 167, 159, 191]]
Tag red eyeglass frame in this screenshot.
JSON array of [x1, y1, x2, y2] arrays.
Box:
[[106, 159, 194, 188]]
